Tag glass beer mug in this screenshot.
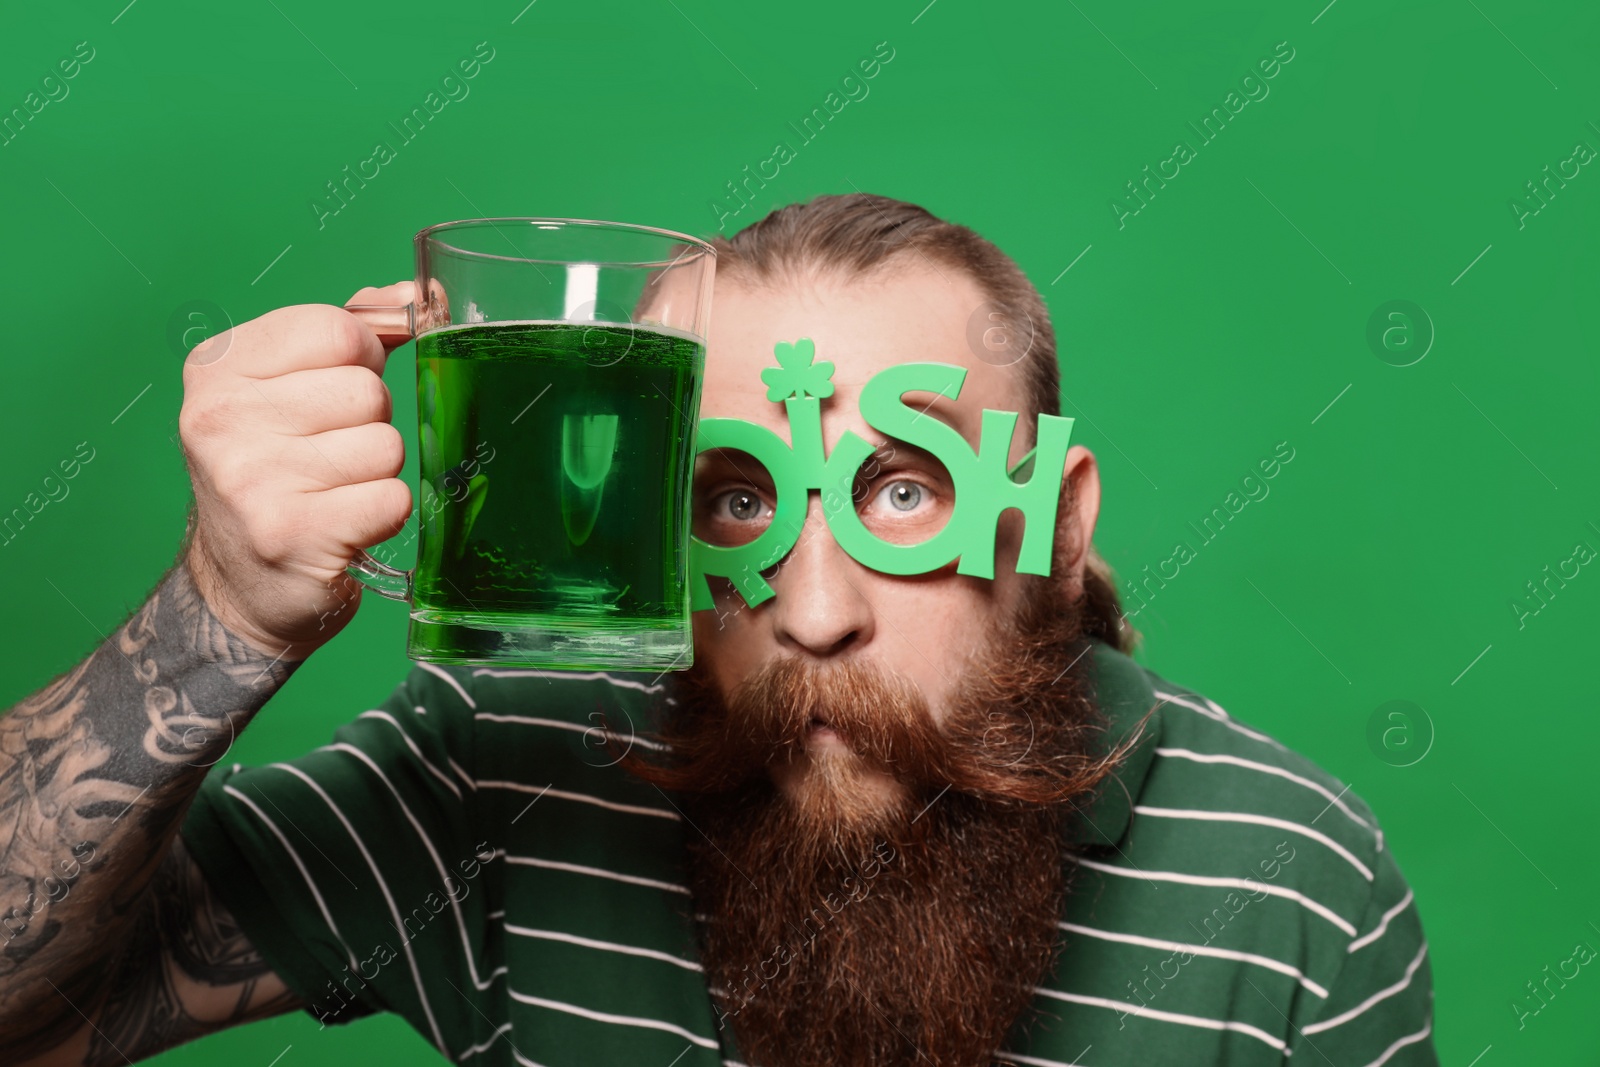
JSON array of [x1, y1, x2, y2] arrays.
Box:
[[345, 217, 715, 672]]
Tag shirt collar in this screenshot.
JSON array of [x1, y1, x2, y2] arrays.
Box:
[[1062, 638, 1164, 848]]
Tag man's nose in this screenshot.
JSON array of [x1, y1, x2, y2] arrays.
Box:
[[765, 491, 875, 658]]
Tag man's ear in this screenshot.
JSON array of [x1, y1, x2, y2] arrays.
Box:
[[1055, 445, 1101, 600]]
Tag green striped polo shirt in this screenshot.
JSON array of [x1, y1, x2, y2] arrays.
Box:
[[180, 640, 1439, 1065]]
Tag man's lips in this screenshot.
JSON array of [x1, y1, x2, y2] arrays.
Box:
[[807, 715, 843, 744]]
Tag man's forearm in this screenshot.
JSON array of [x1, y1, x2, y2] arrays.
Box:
[[0, 559, 298, 1047]]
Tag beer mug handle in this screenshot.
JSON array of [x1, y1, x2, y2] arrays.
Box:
[[344, 302, 420, 604], [348, 549, 412, 603], [346, 302, 418, 347]]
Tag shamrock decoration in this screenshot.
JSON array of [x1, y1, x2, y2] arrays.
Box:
[[759, 338, 835, 402]]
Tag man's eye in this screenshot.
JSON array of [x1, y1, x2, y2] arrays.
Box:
[[870, 479, 930, 516], [713, 489, 771, 522]]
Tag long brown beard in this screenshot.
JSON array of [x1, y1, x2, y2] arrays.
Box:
[[622, 577, 1129, 1067]]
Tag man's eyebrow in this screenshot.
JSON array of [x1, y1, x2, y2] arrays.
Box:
[[694, 448, 770, 479], [858, 435, 964, 477]]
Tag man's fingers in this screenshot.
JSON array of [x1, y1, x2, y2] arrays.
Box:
[[345, 280, 420, 352], [194, 303, 388, 379], [289, 422, 407, 490], [176, 285, 419, 655], [255, 365, 393, 436], [345, 279, 416, 307], [310, 478, 416, 553]]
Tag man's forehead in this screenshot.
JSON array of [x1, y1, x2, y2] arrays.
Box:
[[697, 266, 1024, 449]]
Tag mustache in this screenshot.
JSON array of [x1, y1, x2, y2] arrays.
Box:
[[620, 594, 1139, 808]]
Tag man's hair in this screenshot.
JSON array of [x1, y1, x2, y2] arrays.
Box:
[[705, 192, 1139, 654]]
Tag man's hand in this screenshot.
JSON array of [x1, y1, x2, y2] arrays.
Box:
[[179, 281, 418, 660]]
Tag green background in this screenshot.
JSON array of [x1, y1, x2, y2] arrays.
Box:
[[3, 0, 1596, 1061]]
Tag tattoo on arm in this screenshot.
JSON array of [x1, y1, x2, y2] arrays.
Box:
[[86, 838, 304, 1065], [0, 561, 302, 1060]]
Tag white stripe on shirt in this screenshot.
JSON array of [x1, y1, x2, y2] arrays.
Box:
[[996, 1049, 1093, 1067], [448, 756, 479, 793], [1070, 855, 1357, 936], [419, 661, 476, 708], [1301, 942, 1429, 1035], [474, 711, 668, 752], [1032, 986, 1285, 1051], [1153, 747, 1372, 831], [458, 1022, 513, 1060], [507, 924, 702, 971], [508, 989, 718, 1048], [504, 853, 692, 895], [327, 743, 502, 991], [1348, 889, 1414, 953], [1058, 921, 1329, 998], [355, 710, 462, 800], [471, 668, 667, 695], [1359, 1020, 1433, 1067], [220, 784, 362, 975], [1132, 805, 1375, 882], [476, 780, 679, 820], [1153, 689, 1285, 749], [266, 762, 450, 1055]]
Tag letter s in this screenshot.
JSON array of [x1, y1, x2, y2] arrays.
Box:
[[1273, 439, 1295, 463], [474, 41, 497, 63], [874, 40, 896, 63], [74, 41, 96, 62], [1273, 40, 1295, 63]]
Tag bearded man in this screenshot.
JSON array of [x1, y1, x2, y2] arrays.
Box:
[[0, 194, 1436, 1067]]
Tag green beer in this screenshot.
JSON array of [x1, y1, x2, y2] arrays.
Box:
[[409, 320, 705, 668]]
